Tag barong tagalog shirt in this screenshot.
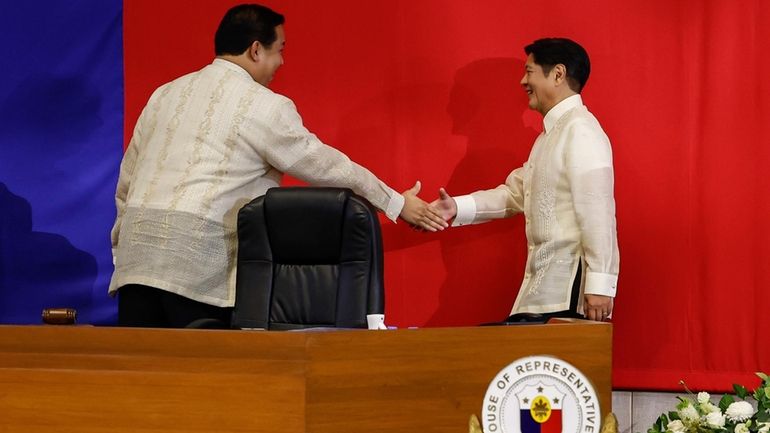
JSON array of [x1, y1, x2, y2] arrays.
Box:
[[109, 59, 404, 307], [452, 95, 619, 315]]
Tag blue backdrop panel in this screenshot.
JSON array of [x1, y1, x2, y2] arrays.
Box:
[[0, 0, 123, 324]]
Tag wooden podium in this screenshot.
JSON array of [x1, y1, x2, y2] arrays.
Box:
[[0, 321, 611, 432]]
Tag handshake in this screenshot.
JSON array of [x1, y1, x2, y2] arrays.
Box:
[[398, 181, 458, 232]]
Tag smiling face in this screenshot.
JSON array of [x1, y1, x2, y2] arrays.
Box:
[[520, 53, 559, 116], [253, 25, 285, 86]]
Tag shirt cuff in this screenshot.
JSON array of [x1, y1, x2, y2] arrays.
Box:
[[384, 192, 405, 222], [584, 271, 618, 297], [451, 194, 476, 226]]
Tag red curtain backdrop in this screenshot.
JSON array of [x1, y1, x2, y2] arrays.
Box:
[[124, 0, 770, 391]]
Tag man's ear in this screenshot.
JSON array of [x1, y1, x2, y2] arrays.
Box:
[[552, 64, 567, 85], [249, 40, 261, 62]]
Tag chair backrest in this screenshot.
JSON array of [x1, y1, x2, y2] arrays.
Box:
[[232, 187, 385, 330]]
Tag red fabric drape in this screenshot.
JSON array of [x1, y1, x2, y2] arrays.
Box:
[[124, 0, 770, 391]]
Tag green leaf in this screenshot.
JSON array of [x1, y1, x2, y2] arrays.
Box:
[[720, 394, 736, 412], [669, 411, 681, 421], [754, 388, 763, 401], [649, 414, 669, 433], [735, 384, 749, 400], [756, 411, 770, 423], [756, 372, 769, 382]]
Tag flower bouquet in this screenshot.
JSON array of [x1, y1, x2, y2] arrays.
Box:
[[649, 373, 770, 433]]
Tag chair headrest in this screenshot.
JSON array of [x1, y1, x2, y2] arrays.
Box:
[[263, 187, 354, 263]]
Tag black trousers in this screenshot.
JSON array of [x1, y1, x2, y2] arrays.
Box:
[[118, 284, 232, 328]]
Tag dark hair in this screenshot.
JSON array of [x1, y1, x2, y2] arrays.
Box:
[[214, 4, 285, 56], [524, 38, 590, 93]]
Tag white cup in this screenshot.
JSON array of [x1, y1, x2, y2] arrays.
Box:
[[366, 314, 386, 330]]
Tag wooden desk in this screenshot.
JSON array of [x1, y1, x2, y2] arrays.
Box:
[[0, 321, 611, 432]]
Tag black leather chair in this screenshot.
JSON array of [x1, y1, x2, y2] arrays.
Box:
[[231, 187, 385, 330]]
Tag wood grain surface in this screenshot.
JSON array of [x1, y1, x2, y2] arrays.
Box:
[[0, 321, 611, 432]]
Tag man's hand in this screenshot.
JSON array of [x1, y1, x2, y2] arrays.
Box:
[[400, 181, 448, 232], [429, 187, 458, 222], [584, 294, 613, 321]]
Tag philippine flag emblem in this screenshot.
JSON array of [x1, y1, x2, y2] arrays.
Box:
[[516, 382, 565, 433]]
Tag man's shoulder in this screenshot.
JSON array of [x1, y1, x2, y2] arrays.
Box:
[[258, 90, 299, 119], [147, 68, 203, 99], [555, 105, 611, 150], [561, 105, 604, 132], [259, 87, 293, 107]]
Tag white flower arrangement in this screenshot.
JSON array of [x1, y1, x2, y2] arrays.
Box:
[[649, 373, 770, 433]]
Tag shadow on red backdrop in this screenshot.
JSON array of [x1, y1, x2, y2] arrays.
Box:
[[123, 0, 770, 391]]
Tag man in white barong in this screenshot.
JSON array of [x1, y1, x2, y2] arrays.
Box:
[[433, 38, 619, 322], [110, 4, 446, 327]]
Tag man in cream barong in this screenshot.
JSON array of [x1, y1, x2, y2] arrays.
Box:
[[433, 38, 619, 322], [110, 4, 446, 327]]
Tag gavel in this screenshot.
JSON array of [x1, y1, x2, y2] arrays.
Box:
[[41, 308, 77, 325]]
